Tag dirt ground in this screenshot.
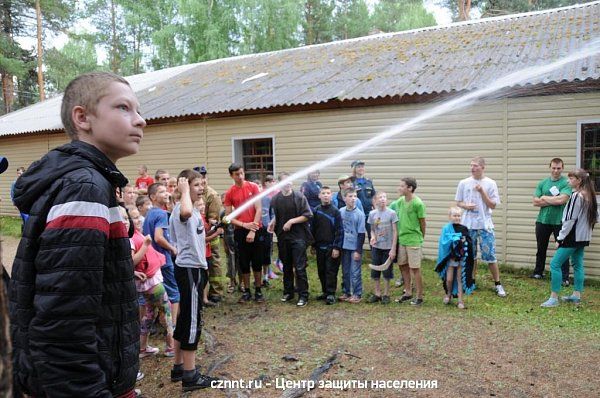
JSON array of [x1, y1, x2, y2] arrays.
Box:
[[3, 236, 599, 397], [135, 290, 600, 398]]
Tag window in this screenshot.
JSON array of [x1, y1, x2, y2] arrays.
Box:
[[232, 137, 274, 183], [580, 122, 600, 191]]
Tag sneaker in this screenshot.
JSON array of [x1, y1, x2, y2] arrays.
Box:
[[315, 293, 327, 301], [237, 290, 252, 303], [203, 300, 216, 307], [457, 301, 465, 310], [495, 284, 507, 297], [530, 273, 543, 279], [275, 259, 284, 272], [297, 297, 308, 307], [255, 290, 266, 303], [281, 293, 294, 302], [443, 296, 451, 305], [262, 279, 270, 288], [367, 295, 382, 303], [182, 373, 220, 392], [381, 295, 391, 304], [347, 295, 362, 304], [338, 294, 351, 302], [410, 298, 423, 306], [164, 347, 175, 358], [326, 295, 336, 305], [395, 295, 412, 303], [139, 345, 159, 358], [208, 294, 222, 303], [560, 294, 581, 304], [540, 297, 559, 308], [171, 365, 200, 383], [137, 371, 145, 382], [395, 277, 404, 287], [562, 280, 570, 287]]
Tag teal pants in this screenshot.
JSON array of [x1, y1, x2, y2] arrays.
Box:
[[550, 246, 585, 293]]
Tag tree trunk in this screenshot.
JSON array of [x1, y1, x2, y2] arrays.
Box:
[[36, 0, 45, 101], [458, 0, 472, 21], [110, 0, 118, 73], [2, 76, 14, 114]]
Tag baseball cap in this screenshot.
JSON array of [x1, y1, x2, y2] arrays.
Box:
[[193, 165, 208, 175], [351, 160, 365, 168], [337, 174, 352, 184]]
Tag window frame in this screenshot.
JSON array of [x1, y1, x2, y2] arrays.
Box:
[[231, 134, 276, 183], [577, 120, 600, 192]]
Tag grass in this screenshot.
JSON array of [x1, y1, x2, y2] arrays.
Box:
[[0, 216, 21, 238], [140, 251, 600, 397]]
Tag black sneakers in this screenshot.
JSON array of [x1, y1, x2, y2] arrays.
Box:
[[281, 293, 294, 302], [255, 289, 266, 303], [182, 372, 220, 392], [297, 297, 308, 307], [237, 290, 252, 303], [171, 365, 200, 382], [325, 295, 336, 305]]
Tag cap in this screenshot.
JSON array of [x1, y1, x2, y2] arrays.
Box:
[[0, 156, 8, 175], [337, 174, 352, 184], [193, 165, 208, 175], [351, 160, 365, 168]]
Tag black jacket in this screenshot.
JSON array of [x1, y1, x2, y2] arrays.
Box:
[[311, 204, 343, 250], [9, 141, 139, 398]]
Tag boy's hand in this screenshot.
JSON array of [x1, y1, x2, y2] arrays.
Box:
[[143, 235, 152, 246], [474, 184, 483, 193], [134, 271, 147, 281], [267, 220, 275, 234], [463, 202, 476, 210], [388, 249, 396, 260], [246, 230, 255, 243], [331, 249, 340, 259], [283, 220, 294, 231], [177, 177, 190, 194], [170, 246, 178, 256], [369, 236, 376, 246], [243, 221, 260, 232], [353, 251, 361, 261]]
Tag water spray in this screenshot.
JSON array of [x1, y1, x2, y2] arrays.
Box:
[[224, 38, 600, 224]]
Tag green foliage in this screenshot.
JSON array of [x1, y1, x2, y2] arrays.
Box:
[[437, 0, 586, 20], [237, 0, 303, 54], [371, 0, 437, 32], [303, 0, 335, 45], [45, 39, 100, 92], [332, 0, 371, 40]]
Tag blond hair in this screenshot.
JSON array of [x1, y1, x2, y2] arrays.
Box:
[[61, 72, 130, 139], [449, 206, 463, 216]]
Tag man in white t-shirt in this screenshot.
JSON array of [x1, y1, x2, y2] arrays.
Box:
[[455, 156, 507, 297]]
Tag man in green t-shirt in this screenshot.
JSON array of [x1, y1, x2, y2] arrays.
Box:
[[389, 177, 427, 306], [532, 158, 572, 281]]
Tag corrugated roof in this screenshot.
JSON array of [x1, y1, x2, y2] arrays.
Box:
[[2, 1, 600, 136]]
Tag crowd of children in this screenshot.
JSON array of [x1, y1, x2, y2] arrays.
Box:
[[8, 71, 596, 397]]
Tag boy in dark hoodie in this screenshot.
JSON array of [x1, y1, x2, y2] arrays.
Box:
[[9, 72, 145, 397], [311, 186, 343, 305]]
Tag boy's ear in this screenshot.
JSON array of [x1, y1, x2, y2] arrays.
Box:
[[72, 105, 92, 133]]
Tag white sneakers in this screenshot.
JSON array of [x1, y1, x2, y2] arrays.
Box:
[[495, 284, 507, 297]]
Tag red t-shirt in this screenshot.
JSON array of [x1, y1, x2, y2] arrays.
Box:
[[135, 176, 155, 190], [130, 230, 166, 278], [224, 181, 261, 226]]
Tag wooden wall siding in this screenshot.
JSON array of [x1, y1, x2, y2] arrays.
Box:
[[1, 92, 599, 277]]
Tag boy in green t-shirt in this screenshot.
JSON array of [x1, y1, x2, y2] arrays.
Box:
[[389, 177, 427, 306], [532, 158, 572, 281]]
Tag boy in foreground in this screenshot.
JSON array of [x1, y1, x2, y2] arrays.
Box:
[[10, 72, 145, 397]]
